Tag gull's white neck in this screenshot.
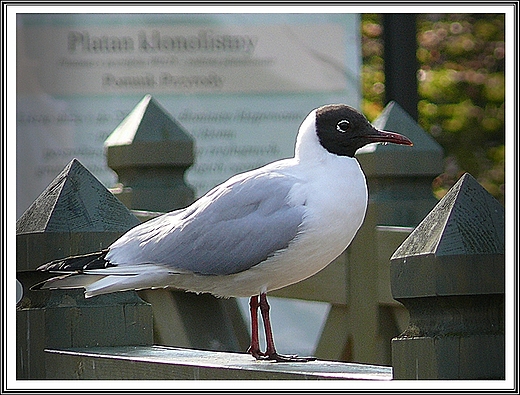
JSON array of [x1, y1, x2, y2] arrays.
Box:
[[295, 110, 323, 162]]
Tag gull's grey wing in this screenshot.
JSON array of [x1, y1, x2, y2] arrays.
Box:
[[106, 170, 305, 276]]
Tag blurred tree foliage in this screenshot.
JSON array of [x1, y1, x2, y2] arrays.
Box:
[[361, 13, 505, 205]]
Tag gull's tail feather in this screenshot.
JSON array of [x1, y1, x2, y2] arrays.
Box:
[[83, 270, 173, 298], [34, 273, 144, 298]]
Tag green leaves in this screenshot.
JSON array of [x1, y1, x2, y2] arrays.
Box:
[[361, 13, 505, 204]]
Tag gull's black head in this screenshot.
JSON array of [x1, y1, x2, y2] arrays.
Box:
[[315, 104, 413, 157]]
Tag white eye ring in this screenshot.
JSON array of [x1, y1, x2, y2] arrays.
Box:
[[336, 120, 350, 133]]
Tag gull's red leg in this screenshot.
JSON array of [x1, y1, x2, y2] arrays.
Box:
[[258, 292, 316, 362], [247, 295, 264, 359], [259, 292, 277, 357]]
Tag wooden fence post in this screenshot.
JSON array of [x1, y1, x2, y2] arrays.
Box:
[[390, 173, 505, 379], [104, 95, 250, 353], [16, 159, 153, 379], [357, 100, 444, 227], [105, 94, 194, 212]]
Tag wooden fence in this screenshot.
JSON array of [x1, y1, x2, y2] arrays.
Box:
[[16, 98, 504, 381]]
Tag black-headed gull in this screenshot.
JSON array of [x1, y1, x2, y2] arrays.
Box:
[[37, 104, 413, 362]]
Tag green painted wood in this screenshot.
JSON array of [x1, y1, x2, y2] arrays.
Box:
[[16, 159, 152, 379], [17, 308, 46, 379], [340, 208, 380, 364], [392, 173, 504, 258], [357, 101, 443, 227], [391, 173, 505, 298], [390, 173, 505, 380], [313, 305, 351, 361], [357, 101, 444, 177], [138, 289, 250, 353], [392, 334, 505, 380], [375, 226, 413, 305], [105, 94, 194, 212], [270, 252, 348, 305], [45, 289, 153, 349], [44, 346, 393, 380], [17, 158, 140, 235]]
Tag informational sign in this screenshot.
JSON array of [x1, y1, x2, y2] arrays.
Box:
[[17, 13, 361, 217]]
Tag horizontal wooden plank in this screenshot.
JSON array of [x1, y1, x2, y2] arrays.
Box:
[[45, 346, 392, 380]]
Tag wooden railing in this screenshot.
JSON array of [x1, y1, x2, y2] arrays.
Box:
[[16, 98, 504, 380]]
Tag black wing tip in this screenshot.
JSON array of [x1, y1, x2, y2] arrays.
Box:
[[37, 249, 112, 272]]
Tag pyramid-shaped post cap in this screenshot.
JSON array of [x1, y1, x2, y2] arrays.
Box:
[[356, 101, 444, 176], [17, 159, 140, 270], [391, 173, 504, 298], [17, 159, 140, 234], [105, 94, 194, 169]]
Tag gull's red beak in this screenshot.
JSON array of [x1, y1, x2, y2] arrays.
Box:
[[366, 128, 413, 146]]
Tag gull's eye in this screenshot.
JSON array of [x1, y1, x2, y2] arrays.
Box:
[[336, 120, 351, 133]]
